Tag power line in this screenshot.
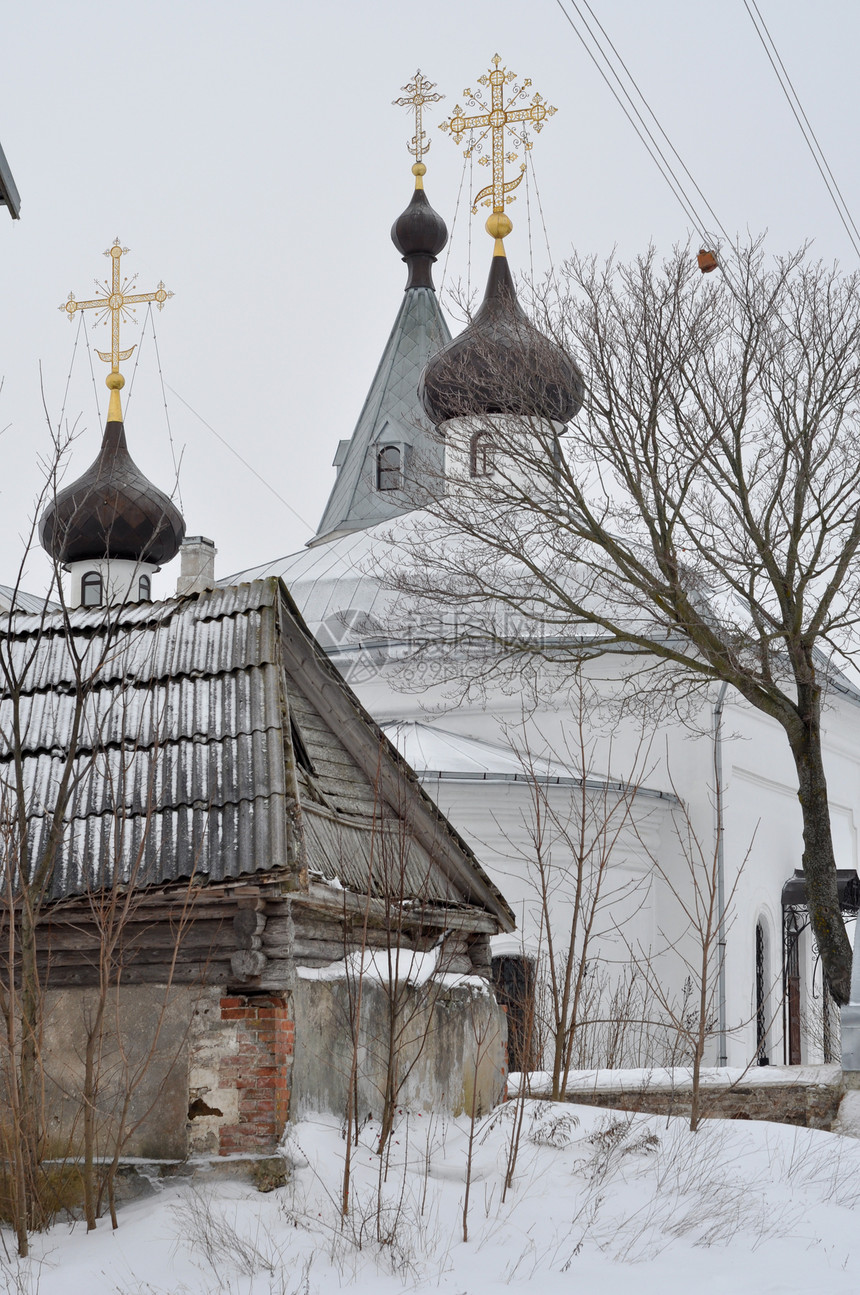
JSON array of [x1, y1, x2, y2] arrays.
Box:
[[166, 385, 315, 535], [79, 313, 103, 431], [551, 0, 728, 258], [165, 385, 407, 599], [578, 0, 736, 252], [743, 0, 860, 261], [553, 0, 778, 301], [165, 390, 409, 595], [150, 308, 185, 513]]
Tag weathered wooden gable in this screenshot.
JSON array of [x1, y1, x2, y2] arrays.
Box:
[[275, 581, 511, 921]]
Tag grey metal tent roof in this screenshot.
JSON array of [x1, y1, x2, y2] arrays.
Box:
[[313, 285, 451, 544], [0, 138, 20, 220]]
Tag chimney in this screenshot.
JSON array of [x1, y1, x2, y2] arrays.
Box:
[[176, 536, 217, 595]]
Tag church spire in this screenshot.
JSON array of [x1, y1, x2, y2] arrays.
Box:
[[311, 73, 451, 545]]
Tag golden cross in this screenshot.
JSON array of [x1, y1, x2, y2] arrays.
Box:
[[393, 70, 443, 186], [60, 239, 173, 421], [440, 54, 556, 243]]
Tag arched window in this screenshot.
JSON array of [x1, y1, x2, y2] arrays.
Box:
[[755, 919, 769, 1065], [138, 575, 151, 602], [470, 431, 493, 477], [81, 571, 102, 609], [376, 445, 401, 491]]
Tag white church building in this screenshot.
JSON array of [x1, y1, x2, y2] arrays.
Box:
[[222, 153, 860, 1074], [20, 79, 860, 1081]]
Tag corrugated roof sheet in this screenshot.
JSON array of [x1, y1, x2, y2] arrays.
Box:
[[25, 796, 288, 898], [1, 581, 292, 899], [0, 579, 511, 926], [3, 666, 284, 754]]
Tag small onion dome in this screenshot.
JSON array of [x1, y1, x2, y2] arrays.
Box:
[[390, 164, 448, 291], [419, 253, 585, 427], [39, 419, 185, 566]]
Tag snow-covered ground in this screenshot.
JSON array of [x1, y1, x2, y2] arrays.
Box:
[[9, 1101, 860, 1294]]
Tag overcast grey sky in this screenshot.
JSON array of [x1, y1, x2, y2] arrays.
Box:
[[1, 0, 857, 595]]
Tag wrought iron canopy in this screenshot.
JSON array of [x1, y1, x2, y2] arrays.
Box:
[[781, 868, 860, 915]]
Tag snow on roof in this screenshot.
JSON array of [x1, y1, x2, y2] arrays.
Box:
[[222, 523, 398, 638], [381, 720, 575, 780], [381, 721, 679, 805], [0, 583, 61, 614], [226, 523, 860, 714]]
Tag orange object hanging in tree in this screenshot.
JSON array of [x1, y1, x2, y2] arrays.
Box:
[[698, 248, 718, 273]]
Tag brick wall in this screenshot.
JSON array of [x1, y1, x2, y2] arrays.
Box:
[[217, 995, 294, 1155]]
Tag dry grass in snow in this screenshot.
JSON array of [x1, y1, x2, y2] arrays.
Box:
[[3, 1101, 860, 1293]]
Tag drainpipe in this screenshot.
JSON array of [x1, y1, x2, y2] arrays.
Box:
[[713, 680, 729, 1066]]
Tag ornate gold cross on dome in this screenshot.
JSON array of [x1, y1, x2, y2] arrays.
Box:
[[393, 70, 444, 187], [440, 54, 556, 244], [60, 239, 173, 421]]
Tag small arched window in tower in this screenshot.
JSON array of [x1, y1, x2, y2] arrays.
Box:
[[81, 570, 103, 609], [138, 574, 151, 602], [755, 919, 769, 1065], [470, 431, 493, 477], [376, 445, 401, 491]]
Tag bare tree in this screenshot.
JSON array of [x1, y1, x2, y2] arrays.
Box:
[[626, 757, 751, 1131], [0, 443, 105, 1252], [491, 681, 656, 1097], [393, 241, 860, 1004], [349, 810, 486, 1164], [0, 429, 196, 1251]]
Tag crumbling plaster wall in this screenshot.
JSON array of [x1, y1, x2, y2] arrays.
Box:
[[41, 984, 205, 1161], [290, 977, 508, 1121], [34, 975, 506, 1162]]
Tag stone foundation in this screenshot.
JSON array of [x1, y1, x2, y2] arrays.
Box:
[[517, 1065, 845, 1130]]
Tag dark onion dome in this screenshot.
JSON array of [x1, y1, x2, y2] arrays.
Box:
[[390, 163, 448, 291], [419, 252, 585, 426], [39, 418, 185, 566]]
